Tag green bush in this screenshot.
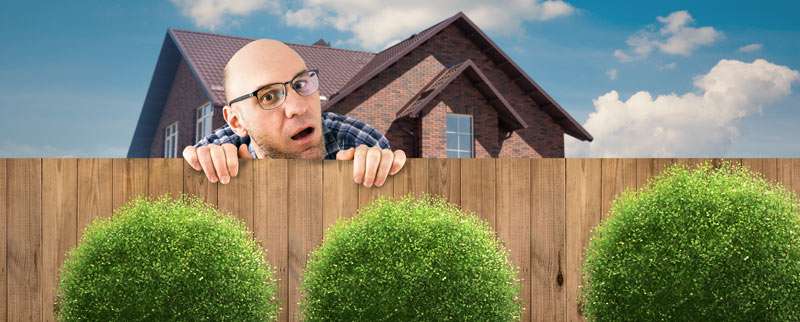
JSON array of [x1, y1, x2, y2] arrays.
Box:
[[55, 195, 279, 322], [581, 161, 800, 321], [300, 195, 522, 321]]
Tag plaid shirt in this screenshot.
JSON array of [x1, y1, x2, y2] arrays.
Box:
[[194, 111, 391, 159]]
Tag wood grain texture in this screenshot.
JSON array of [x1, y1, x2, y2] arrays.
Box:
[[183, 159, 217, 206], [112, 158, 148, 210], [255, 159, 289, 322], [217, 160, 255, 234], [530, 158, 565, 322], [565, 159, 602, 322], [460, 158, 496, 230], [600, 158, 636, 221], [287, 160, 323, 322], [0, 159, 5, 321], [322, 160, 358, 229], [496, 158, 531, 322], [42, 159, 78, 322], [147, 158, 183, 199], [7, 159, 42, 322], [77, 159, 112, 241]]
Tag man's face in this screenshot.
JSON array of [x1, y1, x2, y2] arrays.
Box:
[[224, 40, 324, 159]]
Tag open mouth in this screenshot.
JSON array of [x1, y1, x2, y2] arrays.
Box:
[[291, 126, 314, 140]]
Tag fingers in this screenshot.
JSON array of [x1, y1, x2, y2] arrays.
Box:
[[352, 145, 369, 184], [222, 144, 239, 178], [373, 149, 394, 187], [209, 145, 231, 184], [360, 146, 382, 187], [336, 147, 355, 160], [183, 146, 201, 171], [238, 144, 253, 159], [196, 146, 218, 183], [389, 149, 406, 175]]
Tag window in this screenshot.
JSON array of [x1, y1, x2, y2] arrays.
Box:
[[195, 102, 214, 143], [446, 113, 473, 158], [164, 121, 179, 158]]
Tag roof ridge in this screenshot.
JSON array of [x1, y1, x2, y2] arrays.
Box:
[[285, 42, 375, 55], [169, 28, 254, 41], [169, 28, 375, 55]]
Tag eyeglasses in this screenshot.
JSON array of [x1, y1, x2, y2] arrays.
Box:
[[227, 69, 320, 110]]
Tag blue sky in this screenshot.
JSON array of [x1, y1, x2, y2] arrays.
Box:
[[0, 0, 798, 157]]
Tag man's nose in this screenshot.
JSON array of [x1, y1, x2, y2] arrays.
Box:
[[283, 88, 309, 119]]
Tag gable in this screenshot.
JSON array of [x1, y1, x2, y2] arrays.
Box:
[[324, 12, 592, 142]]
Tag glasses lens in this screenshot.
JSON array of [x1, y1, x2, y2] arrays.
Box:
[[256, 85, 286, 110], [292, 70, 319, 96]]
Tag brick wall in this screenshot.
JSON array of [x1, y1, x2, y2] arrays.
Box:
[[149, 59, 213, 157], [331, 23, 566, 157]]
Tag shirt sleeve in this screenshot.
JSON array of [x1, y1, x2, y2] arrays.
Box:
[[193, 124, 250, 148], [328, 112, 391, 150]]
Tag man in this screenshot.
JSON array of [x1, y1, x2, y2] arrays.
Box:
[[183, 39, 406, 188]]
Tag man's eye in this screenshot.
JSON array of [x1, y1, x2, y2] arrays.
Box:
[[293, 80, 307, 90], [261, 93, 274, 102]]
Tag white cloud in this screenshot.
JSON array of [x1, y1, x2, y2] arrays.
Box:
[[614, 10, 721, 62], [567, 59, 799, 157], [284, 0, 575, 50], [606, 68, 618, 80], [170, 0, 280, 30], [739, 43, 763, 53]]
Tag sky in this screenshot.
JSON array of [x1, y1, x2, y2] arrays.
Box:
[[0, 0, 798, 157]]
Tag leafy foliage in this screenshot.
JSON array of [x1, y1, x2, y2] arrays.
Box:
[[581, 161, 800, 321], [300, 194, 522, 321], [55, 195, 279, 322]]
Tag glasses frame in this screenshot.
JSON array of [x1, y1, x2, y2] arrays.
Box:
[[227, 69, 320, 110]]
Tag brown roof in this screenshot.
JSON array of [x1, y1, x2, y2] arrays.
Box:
[[323, 12, 593, 142], [397, 60, 527, 131], [169, 29, 375, 106]]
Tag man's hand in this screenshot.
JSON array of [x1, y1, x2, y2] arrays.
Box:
[[336, 145, 406, 187], [183, 144, 251, 184]]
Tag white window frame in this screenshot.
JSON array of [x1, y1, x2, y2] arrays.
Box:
[[195, 102, 214, 144], [164, 121, 179, 158], [445, 113, 473, 158]]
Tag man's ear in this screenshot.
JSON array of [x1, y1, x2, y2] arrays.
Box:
[[223, 105, 248, 137]]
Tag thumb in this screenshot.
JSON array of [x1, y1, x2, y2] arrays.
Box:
[[238, 144, 253, 159], [336, 148, 355, 160]]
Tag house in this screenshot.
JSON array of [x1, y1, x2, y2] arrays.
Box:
[[127, 12, 592, 158]]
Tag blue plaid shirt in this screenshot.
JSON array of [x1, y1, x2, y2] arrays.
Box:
[[194, 111, 391, 159]]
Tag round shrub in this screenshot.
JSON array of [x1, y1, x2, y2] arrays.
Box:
[[300, 195, 522, 321], [55, 195, 279, 322], [581, 161, 800, 321]]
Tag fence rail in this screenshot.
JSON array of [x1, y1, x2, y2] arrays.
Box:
[[1, 158, 799, 322]]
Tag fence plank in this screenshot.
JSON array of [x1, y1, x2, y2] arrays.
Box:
[[565, 158, 602, 322], [426, 158, 460, 205], [183, 160, 217, 206], [147, 158, 183, 199], [255, 159, 289, 322], [460, 158, 496, 230], [497, 158, 531, 322], [322, 160, 358, 229], [357, 161, 394, 209], [77, 159, 113, 238], [393, 158, 428, 200], [0, 159, 5, 321], [287, 160, 323, 322], [7, 159, 42, 322], [600, 158, 636, 220], [635, 158, 653, 190], [530, 158, 566, 322], [218, 160, 255, 233], [42, 159, 78, 322], [112, 158, 148, 210]]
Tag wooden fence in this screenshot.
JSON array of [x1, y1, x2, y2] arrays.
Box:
[[1, 158, 799, 322]]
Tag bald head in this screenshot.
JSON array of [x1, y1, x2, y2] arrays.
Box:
[[223, 39, 308, 104]]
